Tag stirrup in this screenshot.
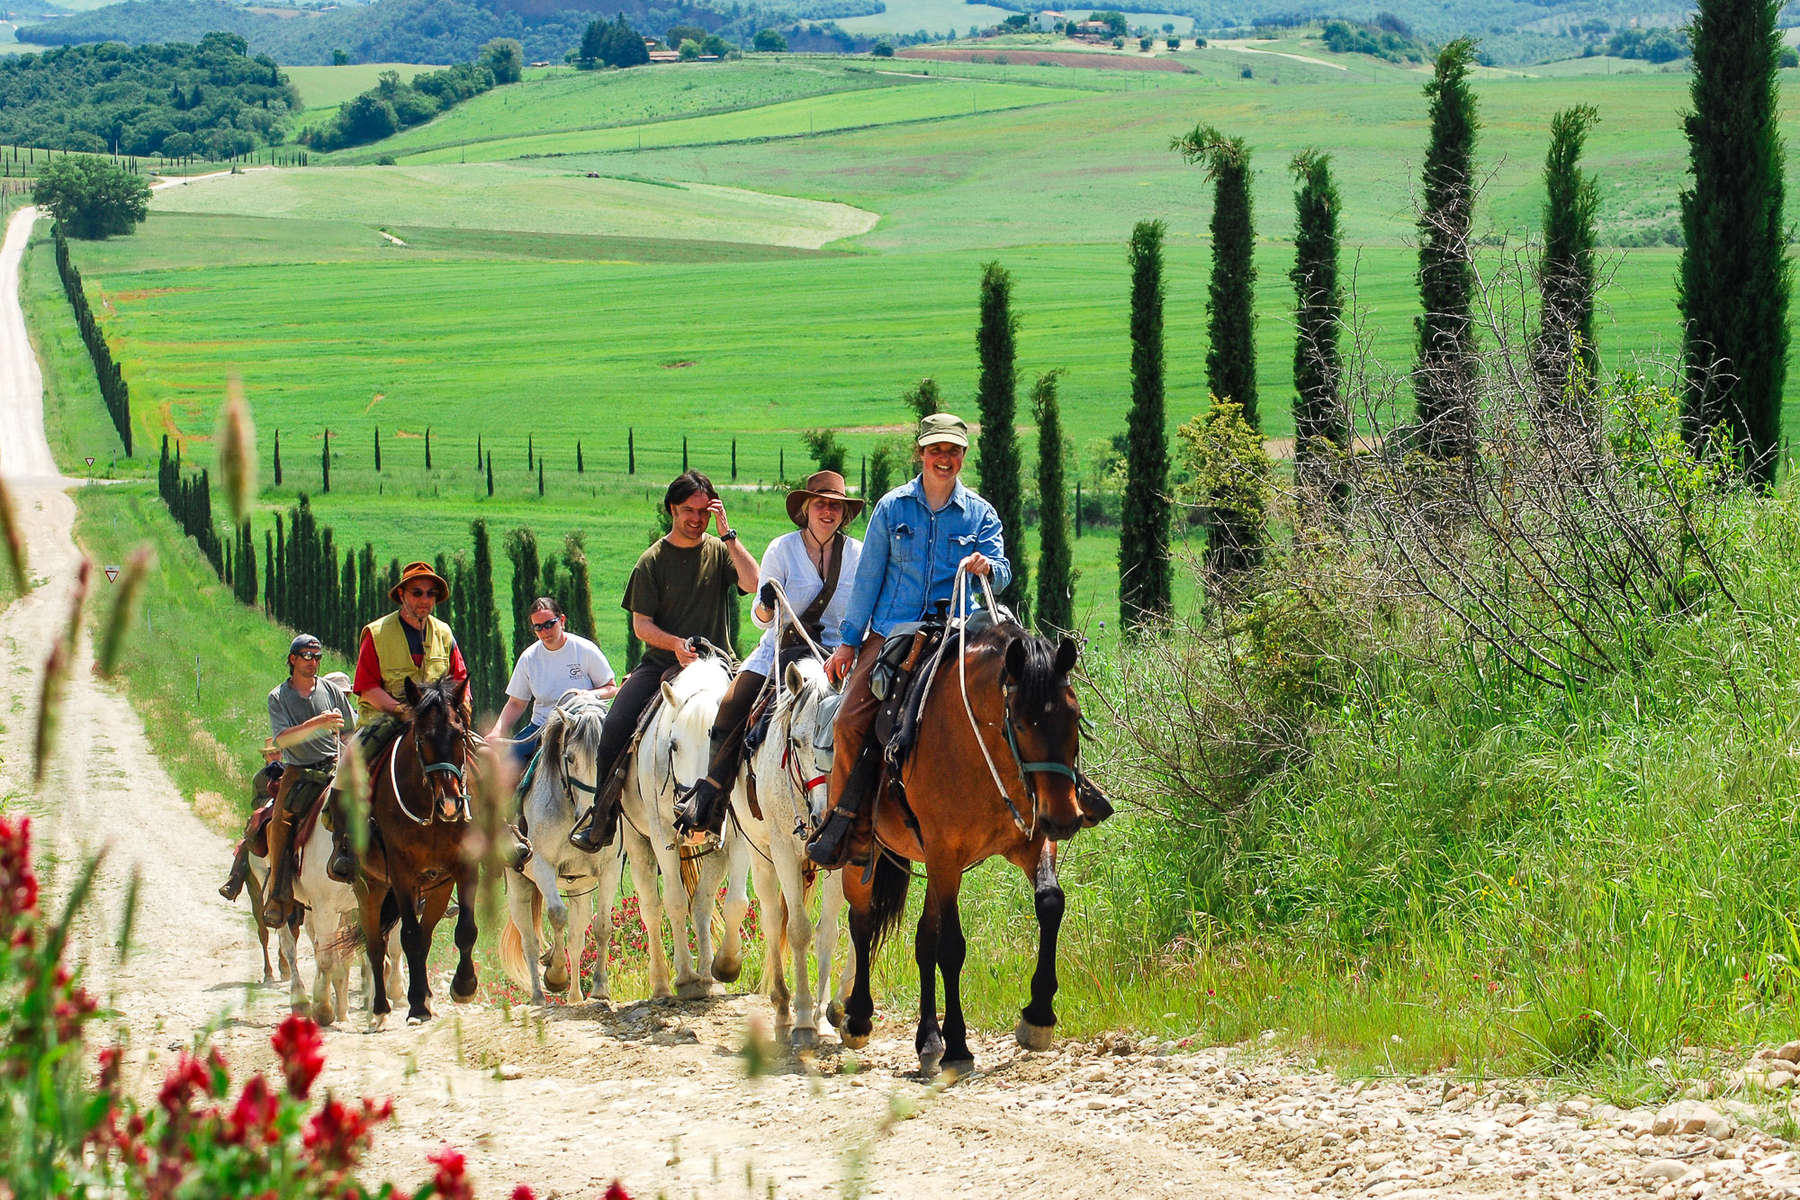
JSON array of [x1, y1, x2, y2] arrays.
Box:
[[673, 777, 727, 839], [568, 805, 611, 853], [507, 829, 533, 871], [805, 805, 858, 870]]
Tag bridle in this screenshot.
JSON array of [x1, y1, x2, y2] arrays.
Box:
[[388, 693, 469, 826], [950, 565, 1079, 839]]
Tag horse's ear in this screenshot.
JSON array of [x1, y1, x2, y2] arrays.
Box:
[[449, 677, 469, 712], [1054, 636, 1079, 678], [1003, 637, 1027, 683], [785, 661, 805, 694], [661, 681, 679, 710], [403, 677, 421, 706]]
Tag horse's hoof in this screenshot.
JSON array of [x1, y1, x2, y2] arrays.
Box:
[[827, 1001, 846, 1029], [368, 1013, 387, 1033], [1014, 1019, 1055, 1051], [676, 978, 714, 1001], [543, 964, 570, 994], [941, 1057, 975, 1081], [918, 1047, 943, 1077], [406, 1009, 431, 1026], [711, 954, 743, 985], [791, 1026, 817, 1051]]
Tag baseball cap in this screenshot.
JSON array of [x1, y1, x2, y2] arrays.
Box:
[[287, 634, 323, 658], [916, 412, 969, 448]]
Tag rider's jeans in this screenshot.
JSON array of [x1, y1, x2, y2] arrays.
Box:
[[823, 633, 886, 816]]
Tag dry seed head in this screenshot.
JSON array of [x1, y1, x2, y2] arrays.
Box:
[[339, 743, 371, 857], [33, 642, 70, 789], [97, 544, 154, 678], [215, 376, 257, 525], [0, 473, 27, 594]]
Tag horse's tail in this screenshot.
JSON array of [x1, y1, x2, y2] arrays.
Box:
[[497, 888, 542, 991], [867, 852, 911, 959]]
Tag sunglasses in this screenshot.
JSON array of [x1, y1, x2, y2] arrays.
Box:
[[295, 651, 323, 661], [405, 587, 438, 598], [531, 617, 560, 632]]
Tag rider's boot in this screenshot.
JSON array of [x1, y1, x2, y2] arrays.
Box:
[[324, 790, 358, 883], [806, 739, 883, 870], [569, 765, 624, 854], [1075, 770, 1114, 827], [218, 842, 251, 902], [506, 824, 532, 871], [673, 774, 729, 843]]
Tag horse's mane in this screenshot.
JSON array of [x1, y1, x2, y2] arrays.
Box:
[[969, 620, 1067, 711], [542, 691, 606, 768], [670, 653, 731, 702], [775, 655, 828, 720], [409, 678, 459, 718]]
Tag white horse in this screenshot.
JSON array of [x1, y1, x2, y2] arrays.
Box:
[[733, 654, 849, 1047], [498, 692, 626, 1006], [249, 815, 401, 1025], [617, 654, 752, 1000]]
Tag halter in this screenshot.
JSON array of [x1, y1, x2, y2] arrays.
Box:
[[951, 566, 1079, 839], [762, 579, 835, 830], [387, 702, 469, 827]]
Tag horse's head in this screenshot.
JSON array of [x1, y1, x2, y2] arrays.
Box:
[[999, 632, 1084, 841], [541, 691, 607, 820], [781, 655, 835, 819], [660, 657, 731, 791], [404, 676, 470, 813]]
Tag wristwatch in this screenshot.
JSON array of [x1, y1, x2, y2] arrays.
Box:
[[720, 529, 739, 542]]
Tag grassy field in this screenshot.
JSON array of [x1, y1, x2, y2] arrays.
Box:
[[283, 62, 431, 109]]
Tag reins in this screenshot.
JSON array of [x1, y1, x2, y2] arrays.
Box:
[[385, 696, 470, 827]]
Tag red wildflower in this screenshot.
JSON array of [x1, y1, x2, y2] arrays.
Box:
[[222, 1074, 281, 1146], [271, 1013, 325, 1099], [158, 1052, 213, 1115], [511, 1186, 537, 1200], [603, 1182, 633, 1200], [96, 1045, 122, 1090], [0, 814, 38, 928], [428, 1144, 473, 1200]]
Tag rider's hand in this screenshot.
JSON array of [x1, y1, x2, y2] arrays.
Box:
[[709, 498, 731, 537], [959, 552, 992, 578], [758, 581, 778, 611], [317, 712, 344, 732], [826, 644, 855, 684], [674, 638, 700, 668], [394, 703, 415, 723]]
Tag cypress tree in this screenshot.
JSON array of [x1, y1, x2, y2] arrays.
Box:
[[577, 439, 584, 473], [486, 452, 494, 497], [477, 433, 483, 470], [1413, 38, 1481, 460], [321, 429, 331, 493], [1680, 0, 1790, 484], [263, 529, 275, 613], [859, 454, 866, 498], [1031, 372, 1074, 635], [1120, 220, 1172, 632], [1534, 106, 1601, 408], [537, 459, 545, 496], [373, 426, 382, 473], [563, 533, 598, 640], [425, 427, 432, 470], [903, 377, 943, 420], [528, 435, 534, 470], [272, 429, 282, 486], [975, 260, 1030, 618], [628, 428, 635, 474], [682, 436, 689, 472], [1290, 150, 1348, 514], [731, 439, 737, 480], [504, 527, 541, 660], [1174, 126, 1258, 427], [779, 448, 785, 480], [339, 552, 357, 655]]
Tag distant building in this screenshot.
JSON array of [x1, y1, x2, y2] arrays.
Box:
[[1074, 20, 1111, 39], [1031, 10, 1066, 33]]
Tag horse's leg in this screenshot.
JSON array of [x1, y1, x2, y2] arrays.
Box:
[[507, 870, 548, 1005], [746, 843, 789, 1030], [622, 824, 674, 999], [937, 877, 973, 1073], [566, 887, 595, 1001], [358, 882, 392, 1029], [710, 825, 751, 986], [1011, 837, 1063, 1051], [450, 872, 479, 1003], [774, 842, 818, 1045], [817, 870, 847, 1031], [526, 855, 567, 998], [395, 889, 434, 1024], [913, 875, 946, 1077], [287, 921, 308, 1016], [246, 860, 278, 984], [588, 842, 623, 1004], [840, 868, 876, 1050]]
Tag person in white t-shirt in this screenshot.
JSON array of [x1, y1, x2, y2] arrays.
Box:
[[486, 596, 618, 771]]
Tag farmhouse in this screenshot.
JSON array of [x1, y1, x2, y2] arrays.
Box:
[[1072, 20, 1111, 39], [1031, 10, 1066, 32]]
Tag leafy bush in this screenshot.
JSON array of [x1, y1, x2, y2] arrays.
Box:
[[33, 156, 151, 240]]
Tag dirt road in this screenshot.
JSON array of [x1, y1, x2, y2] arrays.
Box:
[[7, 204, 1800, 1200]]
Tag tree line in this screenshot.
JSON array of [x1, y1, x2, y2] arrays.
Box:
[[299, 42, 522, 153], [0, 34, 298, 159], [52, 223, 134, 454]]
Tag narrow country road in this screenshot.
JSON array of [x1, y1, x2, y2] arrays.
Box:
[[6, 200, 1800, 1200]]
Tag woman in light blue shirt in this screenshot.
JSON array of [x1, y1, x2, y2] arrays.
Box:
[[806, 412, 1010, 869]]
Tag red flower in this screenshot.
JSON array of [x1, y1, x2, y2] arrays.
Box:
[[603, 1182, 633, 1200], [0, 814, 38, 928], [428, 1144, 473, 1200], [158, 1052, 213, 1116], [511, 1186, 537, 1200], [272, 1013, 325, 1099], [222, 1074, 281, 1145]]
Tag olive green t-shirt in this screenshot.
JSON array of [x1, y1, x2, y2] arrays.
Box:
[[621, 535, 743, 668]]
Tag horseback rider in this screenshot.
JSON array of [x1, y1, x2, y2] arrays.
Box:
[[806, 413, 1011, 870], [251, 634, 360, 927], [486, 596, 618, 771], [673, 469, 865, 842], [317, 560, 472, 882], [569, 470, 759, 853]]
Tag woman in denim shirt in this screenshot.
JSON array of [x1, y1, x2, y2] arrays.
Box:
[[806, 411, 1011, 869]]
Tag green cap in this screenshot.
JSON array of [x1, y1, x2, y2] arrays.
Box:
[[916, 411, 969, 448]]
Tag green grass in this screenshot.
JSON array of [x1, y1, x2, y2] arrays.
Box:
[[18, 224, 131, 476], [282, 62, 431, 109]]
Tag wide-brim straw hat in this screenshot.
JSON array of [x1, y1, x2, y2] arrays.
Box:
[[389, 560, 449, 603], [785, 470, 865, 527]]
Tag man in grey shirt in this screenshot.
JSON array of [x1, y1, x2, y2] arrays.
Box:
[[257, 634, 358, 927]]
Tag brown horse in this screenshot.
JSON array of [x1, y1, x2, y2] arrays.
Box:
[[355, 677, 479, 1028], [841, 620, 1085, 1075]]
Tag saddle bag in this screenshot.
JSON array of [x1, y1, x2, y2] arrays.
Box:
[[811, 690, 844, 769]]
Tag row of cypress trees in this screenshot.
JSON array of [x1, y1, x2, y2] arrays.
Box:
[[52, 223, 132, 455], [500, 527, 601, 658], [156, 437, 220, 572]]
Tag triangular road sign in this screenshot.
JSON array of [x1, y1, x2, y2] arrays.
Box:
[[103, 565, 120, 583], [84, 457, 95, 467]]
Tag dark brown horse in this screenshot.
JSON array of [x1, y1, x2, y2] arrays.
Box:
[[841, 620, 1085, 1075], [355, 677, 479, 1029]]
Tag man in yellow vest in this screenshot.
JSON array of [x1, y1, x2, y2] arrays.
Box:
[[327, 561, 472, 877]]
